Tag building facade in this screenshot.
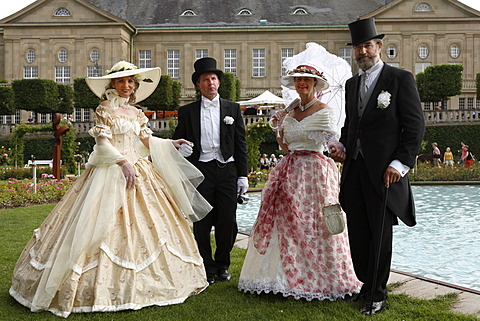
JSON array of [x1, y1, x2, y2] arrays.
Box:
[[1, 0, 480, 126]]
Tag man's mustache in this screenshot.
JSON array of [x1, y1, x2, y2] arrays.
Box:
[[356, 54, 373, 61]]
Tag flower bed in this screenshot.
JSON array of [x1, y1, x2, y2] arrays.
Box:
[[411, 162, 480, 181], [0, 174, 75, 208]]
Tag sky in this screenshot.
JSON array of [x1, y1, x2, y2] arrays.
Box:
[[0, 0, 480, 20]]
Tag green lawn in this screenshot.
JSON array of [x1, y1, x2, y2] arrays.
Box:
[[0, 204, 478, 320]]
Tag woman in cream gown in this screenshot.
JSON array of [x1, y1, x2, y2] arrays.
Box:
[[9, 61, 211, 318], [238, 65, 361, 301]]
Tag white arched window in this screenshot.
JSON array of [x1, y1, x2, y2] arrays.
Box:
[[238, 9, 252, 15], [181, 10, 196, 16], [293, 8, 308, 15], [450, 44, 460, 59], [387, 45, 397, 60], [54, 8, 71, 16], [418, 45, 429, 59], [58, 49, 68, 63], [26, 49, 36, 63], [415, 3, 433, 12]]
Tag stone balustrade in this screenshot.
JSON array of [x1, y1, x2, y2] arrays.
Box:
[[1, 111, 479, 137]]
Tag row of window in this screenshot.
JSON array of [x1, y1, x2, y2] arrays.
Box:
[[386, 43, 460, 60], [24, 41, 462, 79], [53, 2, 433, 19], [181, 7, 308, 16], [26, 48, 100, 64]]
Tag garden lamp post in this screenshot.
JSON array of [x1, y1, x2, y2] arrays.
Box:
[[31, 154, 37, 193]]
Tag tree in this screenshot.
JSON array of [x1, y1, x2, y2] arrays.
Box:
[[218, 72, 236, 101], [476, 72, 480, 101], [0, 86, 15, 115], [171, 81, 182, 110], [57, 84, 74, 114], [143, 75, 173, 110], [235, 78, 242, 101], [12, 79, 59, 113], [416, 64, 463, 109], [74, 77, 99, 109]]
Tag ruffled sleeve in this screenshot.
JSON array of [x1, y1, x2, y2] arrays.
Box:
[[89, 105, 114, 139], [305, 108, 339, 141], [137, 109, 153, 139]]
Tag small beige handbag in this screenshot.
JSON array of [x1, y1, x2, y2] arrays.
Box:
[[321, 161, 345, 235], [322, 204, 345, 235]]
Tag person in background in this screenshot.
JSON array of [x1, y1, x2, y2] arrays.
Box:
[[432, 143, 441, 167], [173, 57, 248, 285], [459, 142, 468, 165], [9, 61, 211, 317], [259, 153, 270, 170], [463, 144, 474, 166], [269, 154, 278, 167], [329, 18, 425, 315], [443, 147, 454, 168]]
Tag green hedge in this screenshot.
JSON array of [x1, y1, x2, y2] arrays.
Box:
[[0, 136, 94, 167], [422, 124, 480, 159]]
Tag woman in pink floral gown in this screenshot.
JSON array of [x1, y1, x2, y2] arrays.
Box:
[[238, 65, 361, 301]]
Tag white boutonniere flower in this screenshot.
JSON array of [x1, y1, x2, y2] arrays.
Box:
[[377, 91, 391, 109], [223, 116, 234, 125]]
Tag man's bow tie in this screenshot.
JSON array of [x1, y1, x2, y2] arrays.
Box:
[[204, 101, 218, 109]]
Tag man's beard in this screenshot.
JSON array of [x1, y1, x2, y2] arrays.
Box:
[[356, 54, 375, 71]]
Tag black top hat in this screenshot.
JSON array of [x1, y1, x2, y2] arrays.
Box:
[[191, 57, 224, 85], [347, 18, 385, 46]]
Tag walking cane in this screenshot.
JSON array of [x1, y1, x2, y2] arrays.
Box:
[[368, 186, 389, 315]]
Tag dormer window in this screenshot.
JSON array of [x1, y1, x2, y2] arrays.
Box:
[[181, 10, 196, 16], [293, 8, 308, 15], [238, 9, 252, 16], [414, 3, 433, 12], [54, 8, 71, 16]]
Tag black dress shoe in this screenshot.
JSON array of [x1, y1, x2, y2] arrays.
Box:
[[346, 293, 365, 302], [207, 274, 216, 284], [361, 300, 387, 315], [217, 269, 231, 281]]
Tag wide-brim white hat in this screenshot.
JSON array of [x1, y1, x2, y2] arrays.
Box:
[[86, 61, 161, 103], [280, 65, 329, 92]]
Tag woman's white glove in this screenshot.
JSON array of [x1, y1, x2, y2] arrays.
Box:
[[121, 162, 138, 188], [237, 176, 249, 195]]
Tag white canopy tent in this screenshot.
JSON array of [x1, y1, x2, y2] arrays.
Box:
[[237, 90, 285, 106]]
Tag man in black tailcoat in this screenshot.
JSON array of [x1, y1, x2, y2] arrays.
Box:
[[329, 18, 425, 315], [173, 57, 248, 284]]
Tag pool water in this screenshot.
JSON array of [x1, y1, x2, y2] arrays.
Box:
[[236, 185, 480, 291]]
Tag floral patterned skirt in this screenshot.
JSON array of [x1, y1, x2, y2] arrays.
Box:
[[238, 150, 361, 301]]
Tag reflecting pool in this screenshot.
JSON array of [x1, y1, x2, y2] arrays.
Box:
[[236, 185, 480, 291]]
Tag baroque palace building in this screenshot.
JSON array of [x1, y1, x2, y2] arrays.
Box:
[[1, 0, 480, 126]]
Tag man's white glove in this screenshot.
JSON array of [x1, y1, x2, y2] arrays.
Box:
[[237, 176, 249, 195], [178, 143, 193, 158]]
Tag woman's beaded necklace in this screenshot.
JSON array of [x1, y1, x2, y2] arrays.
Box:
[[298, 97, 318, 111]]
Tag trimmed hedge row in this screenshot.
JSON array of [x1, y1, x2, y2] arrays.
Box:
[[0, 136, 94, 165], [422, 124, 479, 159]]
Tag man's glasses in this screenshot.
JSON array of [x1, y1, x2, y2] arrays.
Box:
[[353, 43, 376, 51]]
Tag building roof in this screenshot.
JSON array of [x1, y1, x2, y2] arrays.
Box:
[[85, 0, 386, 28]]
